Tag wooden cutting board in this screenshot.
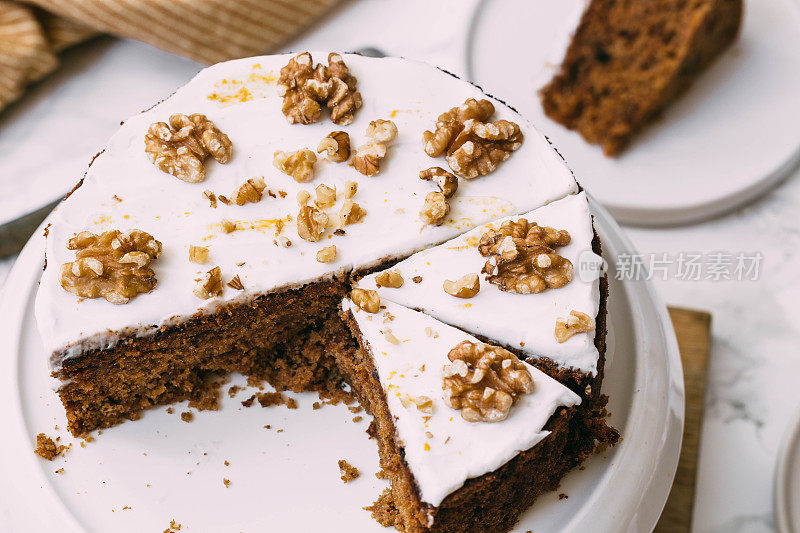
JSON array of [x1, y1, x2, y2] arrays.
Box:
[[653, 307, 713, 533]]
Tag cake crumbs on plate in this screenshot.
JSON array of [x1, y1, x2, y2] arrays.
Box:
[[254, 391, 298, 409], [163, 519, 181, 532], [180, 411, 194, 422], [228, 385, 242, 397], [338, 459, 360, 483], [559, 493, 568, 500], [224, 460, 230, 466], [352, 416, 363, 423], [55, 468, 65, 474], [223, 478, 231, 488], [34, 433, 66, 460], [365, 488, 403, 530]]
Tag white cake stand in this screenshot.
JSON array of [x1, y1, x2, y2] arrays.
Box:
[[0, 196, 683, 532], [467, 0, 800, 226]]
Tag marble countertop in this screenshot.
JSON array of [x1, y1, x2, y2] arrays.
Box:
[[1, 3, 799, 530]]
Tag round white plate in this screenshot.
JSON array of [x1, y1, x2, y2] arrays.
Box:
[[0, 197, 683, 532], [0, 38, 201, 228], [467, 0, 800, 227], [775, 405, 800, 533]]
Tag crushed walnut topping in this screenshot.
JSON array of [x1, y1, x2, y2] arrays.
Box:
[[144, 113, 232, 183], [350, 288, 380, 313], [339, 199, 366, 226], [384, 331, 400, 345], [316, 245, 337, 263], [220, 219, 236, 233], [478, 219, 572, 294], [203, 190, 218, 208], [234, 177, 267, 205], [419, 167, 458, 198], [413, 396, 434, 414], [352, 119, 397, 176], [227, 275, 244, 290], [423, 98, 523, 179], [442, 340, 534, 423], [317, 131, 351, 162], [344, 181, 358, 199], [443, 273, 480, 298], [366, 119, 398, 143], [296, 205, 328, 242], [274, 149, 316, 182], [194, 266, 223, 299], [60, 230, 162, 304], [189, 245, 209, 264], [297, 190, 311, 205], [315, 184, 337, 208], [555, 310, 596, 343], [420, 191, 449, 225], [277, 52, 362, 125], [375, 269, 404, 288]]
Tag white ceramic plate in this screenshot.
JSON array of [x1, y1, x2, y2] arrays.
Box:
[[468, 0, 800, 226], [0, 196, 683, 532], [775, 405, 800, 533]]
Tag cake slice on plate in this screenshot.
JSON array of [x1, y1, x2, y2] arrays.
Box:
[[540, 0, 742, 155], [355, 192, 607, 397], [340, 297, 602, 533]]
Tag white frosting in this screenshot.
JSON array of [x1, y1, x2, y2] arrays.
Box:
[[34, 52, 578, 369], [356, 192, 602, 376], [343, 298, 581, 508]]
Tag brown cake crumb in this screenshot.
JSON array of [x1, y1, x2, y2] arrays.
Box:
[[180, 411, 194, 423], [254, 391, 298, 409], [338, 459, 360, 483], [223, 478, 231, 488], [227, 385, 242, 397], [559, 493, 568, 500], [166, 407, 174, 414], [365, 488, 404, 531], [352, 416, 363, 423], [241, 395, 256, 407], [55, 468, 65, 474], [34, 433, 66, 460], [163, 519, 182, 532]]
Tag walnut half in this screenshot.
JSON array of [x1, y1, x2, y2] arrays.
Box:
[[145, 113, 232, 183], [478, 218, 573, 295], [317, 131, 351, 162], [442, 340, 534, 423], [60, 229, 162, 304]]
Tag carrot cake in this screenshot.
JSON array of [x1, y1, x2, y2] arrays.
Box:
[[540, 0, 743, 155], [35, 51, 616, 531]]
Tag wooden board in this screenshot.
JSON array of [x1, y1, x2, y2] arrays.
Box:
[[654, 307, 713, 533]]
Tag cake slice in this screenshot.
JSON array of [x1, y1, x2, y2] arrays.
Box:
[[355, 192, 606, 396], [339, 297, 607, 533], [540, 0, 742, 155]]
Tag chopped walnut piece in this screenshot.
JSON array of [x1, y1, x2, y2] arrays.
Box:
[[277, 52, 362, 125], [443, 273, 480, 298], [227, 275, 244, 290], [352, 141, 386, 176], [203, 190, 218, 208], [234, 177, 267, 205], [274, 149, 316, 182], [419, 167, 458, 198], [297, 190, 311, 205], [423, 98, 523, 178], [189, 245, 209, 264], [420, 191, 449, 225], [339, 199, 366, 226], [220, 219, 236, 233], [442, 340, 534, 423], [317, 245, 337, 263], [144, 113, 232, 183], [60, 230, 162, 304], [296, 205, 328, 242], [375, 269, 404, 288], [317, 131, 351, 162], [413, 396, 434, 414], [555, 311, 596, 343], [478, 219, 572, 294], [344, 181, 358, 198], [366, 119, 398, 143], [350, 288, 380, 313], [315, 184, 337, 208], [194, 266, 223, 299]]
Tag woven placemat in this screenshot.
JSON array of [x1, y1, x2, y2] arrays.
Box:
[[654, 307, 712, 532]]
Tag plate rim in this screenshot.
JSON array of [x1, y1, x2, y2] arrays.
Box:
[[774, 404, 800, 533], [0, 197, 684, 532]]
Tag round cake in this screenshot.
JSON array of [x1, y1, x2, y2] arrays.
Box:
[[35, 51, 617, 532]]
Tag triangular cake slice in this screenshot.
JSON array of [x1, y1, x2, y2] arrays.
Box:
[[355, 192, 606, 396], [339, 297, 591, 532]]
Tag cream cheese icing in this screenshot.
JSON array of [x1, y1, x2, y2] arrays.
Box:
[[342, 298, 581, 508], [355, 192, 602, 376], [35, 52, 579, 369]]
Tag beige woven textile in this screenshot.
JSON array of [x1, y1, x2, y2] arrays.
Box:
[[0, 0, 343, 112]]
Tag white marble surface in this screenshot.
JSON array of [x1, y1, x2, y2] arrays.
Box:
[[0, 1, 799, 530]]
